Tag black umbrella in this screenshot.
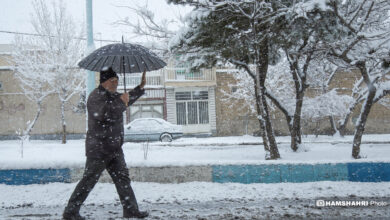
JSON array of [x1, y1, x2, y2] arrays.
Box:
[[78, 41, 166, 92]]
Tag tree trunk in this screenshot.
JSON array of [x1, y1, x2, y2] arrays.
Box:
[[258, 117, 271, 159], [339, 98, 361, 136], [252, 75, 280, 159], [259, 92, 280, 159], [264, 92, 293, 134], [329, 115, 338, 136], [352, 89, 376, 159], [289, 59, 306, 152], [255, 64, 280, 159], [61, 100, 67, 144], [25, 101, 42, 137], [20, 101, 42, 158], [250, 37, 280, 159], [62, 124, 67, 144], [254, 84, 271, 159], [338, 117, 348, 136], [352, 61, 376, 159], [291, 91, 304, 151]]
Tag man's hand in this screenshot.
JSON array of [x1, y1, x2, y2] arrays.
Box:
[[120, 93, 129, 105], [140, 70, 146, 89]]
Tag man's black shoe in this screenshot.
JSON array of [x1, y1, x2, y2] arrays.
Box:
[[123, 210, 149, 219], [63, 212, 85, 220]]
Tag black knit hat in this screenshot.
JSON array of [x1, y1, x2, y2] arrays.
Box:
[[100, 66, 118, 84]]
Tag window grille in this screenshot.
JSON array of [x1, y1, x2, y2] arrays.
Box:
[[176, 102, 187, 125], [175, 90, 209, 125]]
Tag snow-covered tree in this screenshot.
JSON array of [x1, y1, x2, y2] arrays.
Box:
[[120, 0, 324, 154], [168, 0, 297, 159], [223, 57, 353, 141], [321, 0, 390, 158], [12, 37, 55, 153], [168, 0, 351, 157], [12, 0, 85, 144], [263, 0, 357, 150], [303, 59, 354, 136]]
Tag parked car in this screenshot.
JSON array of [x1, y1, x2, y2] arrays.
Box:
[[124, 118, 183, 142]]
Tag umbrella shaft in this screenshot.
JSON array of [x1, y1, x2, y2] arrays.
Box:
[[122, 56, 127, 93], [123, 73, 126, 93]]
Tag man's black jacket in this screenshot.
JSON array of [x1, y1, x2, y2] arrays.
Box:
[[85, 85, 144, 158]]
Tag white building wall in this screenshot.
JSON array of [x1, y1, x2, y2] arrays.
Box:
[[165, 86, 217, 135], [208, 86, 217, 134], [166, 88, 176, 124]]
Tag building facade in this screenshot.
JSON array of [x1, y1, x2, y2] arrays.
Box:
[[2, 42, 389, 139], [1, 44, 218, 138], [0, 44, 86, 139], [215, 68, 390, 136], [120, 59, 217, 136]]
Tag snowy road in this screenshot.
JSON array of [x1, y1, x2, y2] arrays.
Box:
[[2, 196, 390, 219], [1, 181, 390, 219]]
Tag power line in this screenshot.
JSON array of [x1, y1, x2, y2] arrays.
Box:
[[0, 30, 120, 43]]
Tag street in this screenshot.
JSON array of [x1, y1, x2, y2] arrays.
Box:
[[2, 197, 390, 219], [1, 181, 389, 219]]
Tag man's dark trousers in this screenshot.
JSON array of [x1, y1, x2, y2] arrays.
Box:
[[64, 153, 139, 215]]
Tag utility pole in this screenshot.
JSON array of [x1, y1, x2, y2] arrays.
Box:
[[86, 0, 95, 130], [86, 0, 95, 97]]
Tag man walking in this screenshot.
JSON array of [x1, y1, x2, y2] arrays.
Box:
[[63, 67, 149, 219]]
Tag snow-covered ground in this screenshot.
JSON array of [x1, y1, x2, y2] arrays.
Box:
[[1, 181, 390, 219], [1, 135, 390, 219], [0, 134, 389, 169]]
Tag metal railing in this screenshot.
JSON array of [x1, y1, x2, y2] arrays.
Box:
[[164, 68, 215, 81], [118, 72, 163, 88], [117, 67, 216, 88], [143, 88, 165, 99]]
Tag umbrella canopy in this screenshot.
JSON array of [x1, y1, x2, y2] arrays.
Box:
[[78, 43, 166, 73], [78, 42, 166, 93]]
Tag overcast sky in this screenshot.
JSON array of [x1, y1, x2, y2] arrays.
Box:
[[0, 0, 191, 46]]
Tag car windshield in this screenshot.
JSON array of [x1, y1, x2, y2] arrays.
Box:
[[155, 119, 170, 125], [130, 119, 160, 127]]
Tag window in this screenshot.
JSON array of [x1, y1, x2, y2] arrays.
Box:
[[187, 102, 198, 124], [176, 90, 209, 125], [175, 68, 186, 80], [129, 104, 164, 121], [193, 91, 208, 100], [147, 119, 161, 127], [199, 101, 209, 124], [142, 106, 151, 111], [176, 102, 187, 125], [175, 92, 191, 100], [130, 106, 140, 115]]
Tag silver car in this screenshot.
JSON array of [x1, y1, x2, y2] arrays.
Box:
[[124, 118, 183, 142]]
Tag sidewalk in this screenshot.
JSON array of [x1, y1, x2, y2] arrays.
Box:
[[156, 134, 390, 147], [0, 135, 389, 185]]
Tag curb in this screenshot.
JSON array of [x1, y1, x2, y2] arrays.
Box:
[[212, 163, 390, 183], [1, 163, 389, 185], [0, 169, 70, 185], [156, 141, 390, 147]]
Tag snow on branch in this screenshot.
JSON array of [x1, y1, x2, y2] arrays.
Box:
[[11, 0, 85, 144], [114, 1, 189, 55], [302, 89, 354, 120]]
